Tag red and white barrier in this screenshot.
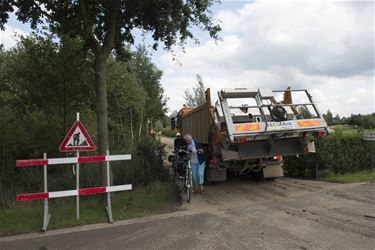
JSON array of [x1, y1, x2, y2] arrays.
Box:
[[16, 184, 132, 201], [16, 154, 131, 167], [16, 152, 132, 231]]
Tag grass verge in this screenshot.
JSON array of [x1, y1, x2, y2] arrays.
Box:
[[321, 169, 375, 183], [0, 181, 180, 236]]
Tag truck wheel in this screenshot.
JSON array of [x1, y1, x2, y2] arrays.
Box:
[[266, 177, 277, 181], [251, 171, 264, 181]]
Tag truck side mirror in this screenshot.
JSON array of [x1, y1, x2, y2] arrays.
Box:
[[171, 117, 176, 130]]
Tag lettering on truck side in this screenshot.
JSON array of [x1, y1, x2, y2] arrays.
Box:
[[267, 121, 295, 131]]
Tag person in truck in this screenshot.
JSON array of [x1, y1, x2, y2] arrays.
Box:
[[184, 134, 207, 194]]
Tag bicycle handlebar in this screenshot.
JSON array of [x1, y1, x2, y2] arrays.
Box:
[[177, 149, 190, 154]]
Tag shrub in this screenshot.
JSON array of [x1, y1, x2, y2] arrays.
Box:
[[161, 128, 176, 137], [112, 137, 171, 186], [284, 130, 373, 178]]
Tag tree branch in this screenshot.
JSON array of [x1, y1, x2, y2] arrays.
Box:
[[79, 0, 101, 55], [102, 0, 120, 57]]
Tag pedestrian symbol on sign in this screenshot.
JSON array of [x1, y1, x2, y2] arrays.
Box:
[[73, 132, 80, 146], [59, 116, 96, 152]]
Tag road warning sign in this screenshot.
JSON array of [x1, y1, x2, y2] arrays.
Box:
[[59, 120, 96, 152]]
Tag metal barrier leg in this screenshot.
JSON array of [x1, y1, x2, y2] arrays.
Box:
[[106, 149, 114, 223], [42, 153, 51, 232], [76, 151, 80, 220]]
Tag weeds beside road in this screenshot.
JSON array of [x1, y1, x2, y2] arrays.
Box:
[[0, 181, 180, 236], [321, 169, 375, 183], [1, 177, 374, 249]]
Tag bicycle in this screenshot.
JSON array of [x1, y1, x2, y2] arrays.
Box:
[[175, 148, 193, 203]]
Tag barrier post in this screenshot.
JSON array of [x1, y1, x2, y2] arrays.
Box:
[[106, 149, 114, 223], [76, 151, 80, 220], [42, 152, 51, 231], [76, 112, 80, 220]]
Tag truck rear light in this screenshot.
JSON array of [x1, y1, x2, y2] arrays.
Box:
[[315, 131, 326, 138], [235, 138, 246, 143], [273, 155, 282, 161], [207, 159, 217, 165]]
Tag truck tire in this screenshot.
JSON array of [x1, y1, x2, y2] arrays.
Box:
[[266, 177, 277, 181], [251, 170, 264, 181], [271, 105, 288, 121]]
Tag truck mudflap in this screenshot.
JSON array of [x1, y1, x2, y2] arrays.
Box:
[[263, 165, 284, 178], [206, 166, 227, 182]]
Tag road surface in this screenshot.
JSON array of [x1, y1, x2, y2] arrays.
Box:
[[1, 137, 374, 249]]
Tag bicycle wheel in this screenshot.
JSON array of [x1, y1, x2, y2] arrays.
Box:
[[186, 161, 191, 203], [173, 161, 178, 178], [186, 176, 191, 203]]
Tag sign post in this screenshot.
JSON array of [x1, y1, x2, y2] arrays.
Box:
[[76, 150, 80, 219], [363, 132, 375, 169], [42, 152, 51, 231], [59, 112, 96, 220], [76, 113, 80, 220], [106, 149, 113, 223]]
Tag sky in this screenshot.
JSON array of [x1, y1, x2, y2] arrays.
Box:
[[1, 0, 374, 117]]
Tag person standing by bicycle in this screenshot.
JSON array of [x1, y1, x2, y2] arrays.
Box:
[[173, 132, 187, 178], [184, 134, 207, 194]]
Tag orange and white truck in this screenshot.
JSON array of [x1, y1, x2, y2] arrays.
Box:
[[171, 87, 329, 182]]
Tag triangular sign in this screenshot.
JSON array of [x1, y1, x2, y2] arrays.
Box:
[[59, 121, 96, 152]]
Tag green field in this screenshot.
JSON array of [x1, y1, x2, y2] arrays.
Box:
[[321, 169, 375, 183], [0, 181, 180, 236]]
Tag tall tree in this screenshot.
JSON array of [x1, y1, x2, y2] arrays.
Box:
[[323, 110, 334, 126], [1, 0, 220, 182], [333, 114, 341, 125], [298, 106, 313, 119], [133, 45, 167, 135], [184, 74, 206, 107]]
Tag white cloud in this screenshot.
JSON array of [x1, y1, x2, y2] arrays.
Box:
[[160, 1, 374, 116], [0, 24, 28, 49]]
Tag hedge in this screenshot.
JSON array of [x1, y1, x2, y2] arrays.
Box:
[[284, 129, 373, 178]]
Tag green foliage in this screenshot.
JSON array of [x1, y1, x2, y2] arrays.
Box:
[[298, 106, 313, 119], [284, 129, 373, 178], [321, 169, 375, 183], [0, 0, 221, 53], [0, 36, 170, 207], [323, 109, 334, 126], [1, 0, 221, 172], [184, 74, 206, 107], [342, 113, 375, 129], [112, 137, 171, 186], [0, 35, 96, 206], [323, 109, 374, 129], [333, 114, 341, 125], [107, 56, 146, 147], [133, 45, 168, 128], [0, 181, 179, 236], [154, 120, 164, 131], [161, 128, 177, 138]]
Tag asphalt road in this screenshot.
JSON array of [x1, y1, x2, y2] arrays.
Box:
[[1, 137, 374, 249]]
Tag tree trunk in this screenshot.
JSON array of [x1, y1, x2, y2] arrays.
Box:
[[130, 110, 134, 144], [94, 53, 110, 186], [139, 108, 144, 137]]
